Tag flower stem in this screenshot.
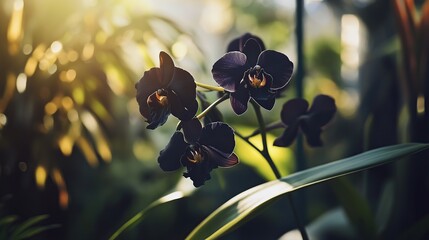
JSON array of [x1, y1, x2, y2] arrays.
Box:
[[176, 93, 228, 131], [245, 121, 284, 139], [196, 93, 229, 120], [195, 81, 225, 92], [250, 99, 281, 179]]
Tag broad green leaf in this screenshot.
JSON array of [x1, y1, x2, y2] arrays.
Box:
[[186, 143, 429, 240], [109, 179, 196, 240]]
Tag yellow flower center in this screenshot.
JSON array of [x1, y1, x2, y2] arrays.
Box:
[[155, 89, 168, 106], [247, 65, 267, 88], [188, 150, 204, 164], [248, 74, 267, 88]]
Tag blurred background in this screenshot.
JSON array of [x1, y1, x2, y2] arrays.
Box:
[[1, 0, 429, 239]]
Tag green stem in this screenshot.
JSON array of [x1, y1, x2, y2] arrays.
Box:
[[195, 81, 225, 92], [245, 121, 284, 139], [176, 93, 229, 130], [250, 99, 281, 179], [196, 93, 229, 119]]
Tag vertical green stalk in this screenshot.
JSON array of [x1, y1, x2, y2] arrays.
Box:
[[296, 0, 306, 171], [294, 1, 309, 240], [250, 100, 308, 240], [250, 100, 281, 179]]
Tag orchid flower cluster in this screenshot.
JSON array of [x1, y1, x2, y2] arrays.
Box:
[[136, 33, 336, 187]]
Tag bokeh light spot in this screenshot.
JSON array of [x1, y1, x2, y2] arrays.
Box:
[[35, 166, 47, 189], [45, 102, 58, 115], [16, 73, 27, 93], [51, 41, 63, 53]]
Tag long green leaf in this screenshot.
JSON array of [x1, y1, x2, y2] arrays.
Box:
[[10, 215, 49, 240], [186, 143, 429, 240], [16, 224, 61, 240], [109, 179, 196, 240]]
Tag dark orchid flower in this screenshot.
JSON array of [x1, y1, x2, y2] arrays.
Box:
[[158, 119, 238, 187], [227, 32, 266, 52], [212, 37, 294, 115], [274, 95, 336, 147], [136, 51, 198, 129]]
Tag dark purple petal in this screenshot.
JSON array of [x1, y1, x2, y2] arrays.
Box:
[[273, 122, 300, 147], [200, 122, 235, 155], [146, 91, 171, 129], [280, 98, 309, 126], [169, 91, 198, 121], [306, 95, 336, 127], [204, 146, 239, 168], [300, 120, 323, 147], [212, 52, 247, 92], [158, 132, 187, 171], [230, 85, 250, 115], [168, 67, 197, 108], [182, 118, 202, 144], [159, 51, 175, 86], [257, 50, 294, 90], [181, 153, 216, 187], [242, 38, 262, 66], [253, 97, 275, 110], [136, 68, 163, 120], [227, 33, 266, 52]]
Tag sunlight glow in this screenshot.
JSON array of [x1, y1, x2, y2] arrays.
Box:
[[200, 0, 233, 34], [133, 140, 156, 161], [234, 126, 293, 180], [59, 69, 76, 82], [59, 135, 74, 156], [81, 111, 98, 132], [341, 14, 360, 82], [105, 64, 125, 95], [417, 94, 425, 115], [98, 141, 112, 162], [52, 169, 69, 209], [67, 109, 79, 122], [7, 0, 24, 55], [33, 44, 46, 60], [23, 44, 32, 55], [0, 114, 7, 128], [43, 115, 54, 130], [82, 43, 95, 60], [35, 166, 47, 189], [45, 102, 58, 115], [67, 50, 79, 62], [237, 181, 293, 213], [16, 73, 27, 93], [48, 64, 58, 74], [172, 41, 188, 60], [77, 136, 98, 167], [61, 96, 74, 110], [24, 57, 37, 76], [51, 41, 63, 53]]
